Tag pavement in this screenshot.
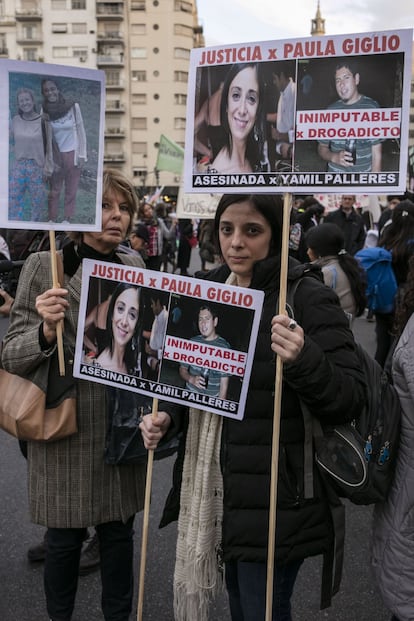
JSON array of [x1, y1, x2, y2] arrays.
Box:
[[0, 251, 392, 620]]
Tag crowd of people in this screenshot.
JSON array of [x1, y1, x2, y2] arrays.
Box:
[[2, 175, 414, 621]]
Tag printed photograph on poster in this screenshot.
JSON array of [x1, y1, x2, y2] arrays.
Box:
[[0, 59, 105, 231], [73, 259, 264, 420], [184, 29, 412, 194]]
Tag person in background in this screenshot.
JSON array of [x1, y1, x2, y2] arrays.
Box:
[[9, 87, 54, 222], [377, 195, 403, 236], [266, 62, 296, 164], [128, 222, 149, 263], [203, 63, 268, 174], [140, 193, 365, 621], [142, 293, 169, 378], [176, 218, 194, 276], [306, 223, 367, 325], [372, 253, 414, 621], [1, 168, 149, 621], [318, 59, 382, 173], [198, 219, 219, 271], [41, 78, 87, 224], [137, 200, 176, 271], [324, 195, 366, 255], [155, 202, 177, 273], [374, 200, 414, 367]]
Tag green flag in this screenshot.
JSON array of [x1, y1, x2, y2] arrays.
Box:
[[156, 134, 184, 175]]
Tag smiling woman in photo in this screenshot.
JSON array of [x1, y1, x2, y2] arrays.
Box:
[[96, 283, 141, 376]]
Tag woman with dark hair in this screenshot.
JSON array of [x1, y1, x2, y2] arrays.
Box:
[[140, 194, 365, 620], [202, 63, 268, 174], [372, 254, 414, 621], [41, 77, 87, 224], [306, 223, 367, 323], [374, 199, 414, 366], [9, 87, 54, 221], [2, 168, 150, 621], [96, 283, 141, 375]]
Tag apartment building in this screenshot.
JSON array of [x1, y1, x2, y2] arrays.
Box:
[[0, 0, 204, 196]]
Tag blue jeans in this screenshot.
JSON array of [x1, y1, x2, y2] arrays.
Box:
[[45, 516, 135, 621], [225, 559, 303, 621]]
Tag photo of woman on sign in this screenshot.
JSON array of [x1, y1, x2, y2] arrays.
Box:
[[95, 282, 142, 376], [198, 63, 269, 175]]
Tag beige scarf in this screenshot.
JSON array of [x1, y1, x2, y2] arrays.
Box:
[[174, 272, 238, 621]]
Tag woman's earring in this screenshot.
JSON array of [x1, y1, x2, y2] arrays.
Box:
[[253, 125, 259, 142], [131, 337, 137, 351]]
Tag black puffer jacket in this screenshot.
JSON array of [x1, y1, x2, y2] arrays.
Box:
[[161, 255, 366, 567]]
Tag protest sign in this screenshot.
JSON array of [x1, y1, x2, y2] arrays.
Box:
[[185, 29, 412, 194], [0, 59, 105, 231], [176, 183, 221, 219], [73, 259, 264, 420]]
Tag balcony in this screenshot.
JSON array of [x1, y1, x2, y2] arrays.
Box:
[[106, 100, 125, 112], [105, 80, 125, 91], [0, 15, 16, 26], [105, 127, 125, 137], [15, 8, 42, 20], [97, 31, 123, 43], [97, 53, 124, 66], [17, 34, 43, 44], [96, 3, 124, 19], [104, 152, 125, 162]]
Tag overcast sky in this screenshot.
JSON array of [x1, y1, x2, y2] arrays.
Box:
[[196, 0, 414, 47]]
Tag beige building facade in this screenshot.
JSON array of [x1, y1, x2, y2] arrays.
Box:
[[1, 0, 204, 196]]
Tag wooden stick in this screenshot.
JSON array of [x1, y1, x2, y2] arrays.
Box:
[[137, 397, 159, 621], [49, 230, 65, 376], [265, 193, 292, 621]]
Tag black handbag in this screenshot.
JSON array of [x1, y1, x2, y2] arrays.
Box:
[[104, 387, 180, 465]]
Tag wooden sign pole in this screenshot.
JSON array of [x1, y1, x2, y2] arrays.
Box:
[[136, 398, 159, 621], [265, 192, 292, 621], [49, 230, 65, 376]]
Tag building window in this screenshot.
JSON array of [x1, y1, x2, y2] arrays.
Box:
[[174, 23, 193, 37], [132, 142, 147, 155], [71, 0, 86, 9], [153, 24, 159, 30], [131, 47, 147, 58], [153, 93, 159, 100], [153, 117, 160, 123], [174, 0, 192, 12], [73, 47, 88, 60], [174, 70, 188, 83], [52, 46, 69, 58], [72, 22, 87, 34], [52, 23, 68, 33], [153, 70, 159, 77], [174, 47, 190, 60], [23, 48, 37, 61], [174, 117, 186, 129], [22, 25, 38, 40], [174, 93, 187, 105], [132, 117, 147, 129], [132, 70, 146, 82], [51, 0, 67, 8], [153, 47, 159, 54], [106, 69, 121, 86], [131, 0, 146, 9], [132, 93, 147, 104], [131, 23, 146, 34]]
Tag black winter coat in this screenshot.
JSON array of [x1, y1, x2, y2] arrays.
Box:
[[160, 255, 366, 567]]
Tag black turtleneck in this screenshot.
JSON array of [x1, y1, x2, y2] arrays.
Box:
[[62, 241, 121, 277]]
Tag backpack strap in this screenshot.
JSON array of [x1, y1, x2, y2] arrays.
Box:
[[286, 274, 346, 610]]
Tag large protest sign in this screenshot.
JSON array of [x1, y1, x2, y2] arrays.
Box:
[[185, 29, 412, 194], [0, 59, 105, 231], [73, 259, 264, 420]]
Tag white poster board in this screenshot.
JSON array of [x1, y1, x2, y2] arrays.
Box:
[[73, 259, 264, 420], [0, 59, 105, 231], [185, 29, 412, 194]]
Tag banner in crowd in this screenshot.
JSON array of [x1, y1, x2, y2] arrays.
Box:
[[73, 259, 264, 420], [184, 29, 412, 194], [176, 184, 221, 219], [0, 59, 105, 231], [156, 134, 184, 175]]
